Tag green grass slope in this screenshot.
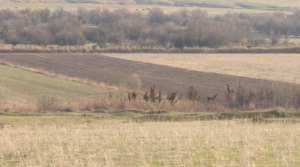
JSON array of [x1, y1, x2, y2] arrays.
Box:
[[0, 64, 108, 100]]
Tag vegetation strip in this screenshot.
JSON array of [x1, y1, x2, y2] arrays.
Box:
[[0, 8, 300, 53], [1, 109, 300, 122]]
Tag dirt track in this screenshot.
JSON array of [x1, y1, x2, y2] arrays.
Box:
[[0, 53, 299, 102]]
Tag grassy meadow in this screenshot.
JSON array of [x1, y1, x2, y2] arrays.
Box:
[[0, 64, 108, 99], [1, 111, 300, 166], [0, 64, 113, 111]]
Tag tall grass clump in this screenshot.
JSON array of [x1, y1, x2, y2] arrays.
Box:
[[36, 95, 61, 112], [225, 83, 300, 110]]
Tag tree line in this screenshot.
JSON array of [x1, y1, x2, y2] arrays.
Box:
[[0, 7, 300, 48]]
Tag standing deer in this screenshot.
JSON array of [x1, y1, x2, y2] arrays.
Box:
[[157, 90, 162, 103], [150, 85, 157, 102], [187, 86, 200, 101], [167, 92, 177, 105], [143, 92, 149, 102], [128, 91, 138, 101]]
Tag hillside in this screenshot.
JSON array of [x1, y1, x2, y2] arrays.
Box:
[[0, 64, 108, 101], [1, 53, 300, 104]]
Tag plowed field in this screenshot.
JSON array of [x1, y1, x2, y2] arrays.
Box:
[[0, 53, 298, 102]]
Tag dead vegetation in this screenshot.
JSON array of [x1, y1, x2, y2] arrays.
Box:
[[36, 95, 61, 112], [225, 83, 300, 111], [48, 83, 300, 112], [1, 82, 300, 113]]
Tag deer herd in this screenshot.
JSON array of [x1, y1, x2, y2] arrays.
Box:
[[126, 85, 218, 105]]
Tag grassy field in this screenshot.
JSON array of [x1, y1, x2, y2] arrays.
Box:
[[0, 0, 297, 15], [1, 110, 300, 166], [0, 64, 108, 100], [104, 53, 300, 84], [0, 64, 112, 111]]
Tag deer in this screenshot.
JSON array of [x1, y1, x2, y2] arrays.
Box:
[[156, 90, 163, 103], [227, 84, 235, 94], [107, 88, 113, 100], [187, 86, 200, 102], [128, 91, 138, 101], [167, 92, 177, 104], [143, 92, 149, 102], [150, 85, 158, 102], [207, 94, 218, 102]]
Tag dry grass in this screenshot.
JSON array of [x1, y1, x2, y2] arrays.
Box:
[[104, 53, 300, 84], [1, 117, 300, 166]]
